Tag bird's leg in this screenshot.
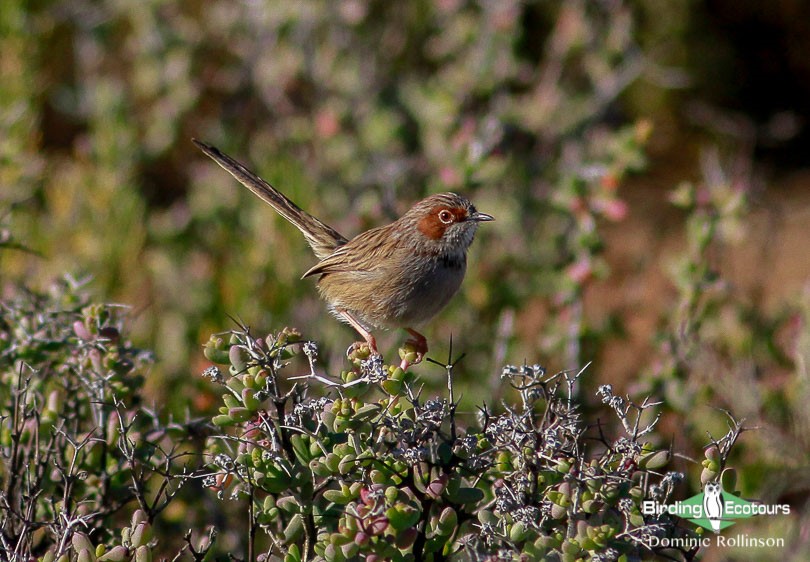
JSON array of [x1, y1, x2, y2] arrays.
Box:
[[338, 310, 379, 357], [400, 328, 428, 370]]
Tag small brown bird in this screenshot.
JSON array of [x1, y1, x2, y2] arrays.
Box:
[[193, 139, 492, 364]]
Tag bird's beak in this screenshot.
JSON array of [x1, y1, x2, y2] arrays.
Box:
[[468, 211, 494, 222]]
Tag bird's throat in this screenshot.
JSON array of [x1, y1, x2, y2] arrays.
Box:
[[438, 251, 466, 271]]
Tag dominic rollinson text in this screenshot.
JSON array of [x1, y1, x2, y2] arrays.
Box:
[[644, 535, 785, 549]]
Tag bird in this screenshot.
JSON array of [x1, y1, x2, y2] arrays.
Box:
[[703, 481, 724, 533], [193, 139, 493, 366]]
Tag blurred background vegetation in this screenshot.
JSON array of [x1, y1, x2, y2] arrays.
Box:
[[2, 0, 810, 559]]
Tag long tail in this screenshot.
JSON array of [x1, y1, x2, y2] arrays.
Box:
[[193, 139, 347, 259]]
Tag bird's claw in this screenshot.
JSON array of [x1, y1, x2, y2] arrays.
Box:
[[399, 329, 428, 371], [346, 340, 379, 361]]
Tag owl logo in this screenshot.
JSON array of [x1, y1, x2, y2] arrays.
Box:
[[703, 481, 724, 533]]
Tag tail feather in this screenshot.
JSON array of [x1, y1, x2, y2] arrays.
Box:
[[193, 139, 347, 259]]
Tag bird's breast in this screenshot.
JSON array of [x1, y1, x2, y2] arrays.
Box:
[[392, 250, 467, 326]]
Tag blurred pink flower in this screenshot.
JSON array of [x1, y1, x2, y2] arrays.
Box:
[[566, 258, 593, 284], [601, 198, 628, 221], [315, 109, 340, 138], [439, 166, 463, 188]]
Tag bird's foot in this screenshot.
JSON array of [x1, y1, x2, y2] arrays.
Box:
[[399, 328, 428, 371], [346, 336, 379, 361], [340, 309, 381, 362]]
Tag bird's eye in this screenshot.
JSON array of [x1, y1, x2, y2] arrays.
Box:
[[438, 209, 454, 224]]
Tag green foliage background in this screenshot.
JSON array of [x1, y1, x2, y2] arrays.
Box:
[[2, 1, 810, 559], [2, 0, 654, 398]]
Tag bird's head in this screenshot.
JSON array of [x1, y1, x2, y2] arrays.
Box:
[[404, 193, 493, 255]]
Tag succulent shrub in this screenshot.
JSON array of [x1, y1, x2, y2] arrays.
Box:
[[202, 326, 739, 561], [0, 279, 211, 561]]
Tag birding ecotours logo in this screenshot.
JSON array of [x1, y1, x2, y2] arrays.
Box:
[[642, 480, 788, 533]]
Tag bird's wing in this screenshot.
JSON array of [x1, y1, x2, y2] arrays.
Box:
[[301, 225, 398, 278]]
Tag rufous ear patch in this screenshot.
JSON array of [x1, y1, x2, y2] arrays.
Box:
[[417, 206, 466, 240]]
